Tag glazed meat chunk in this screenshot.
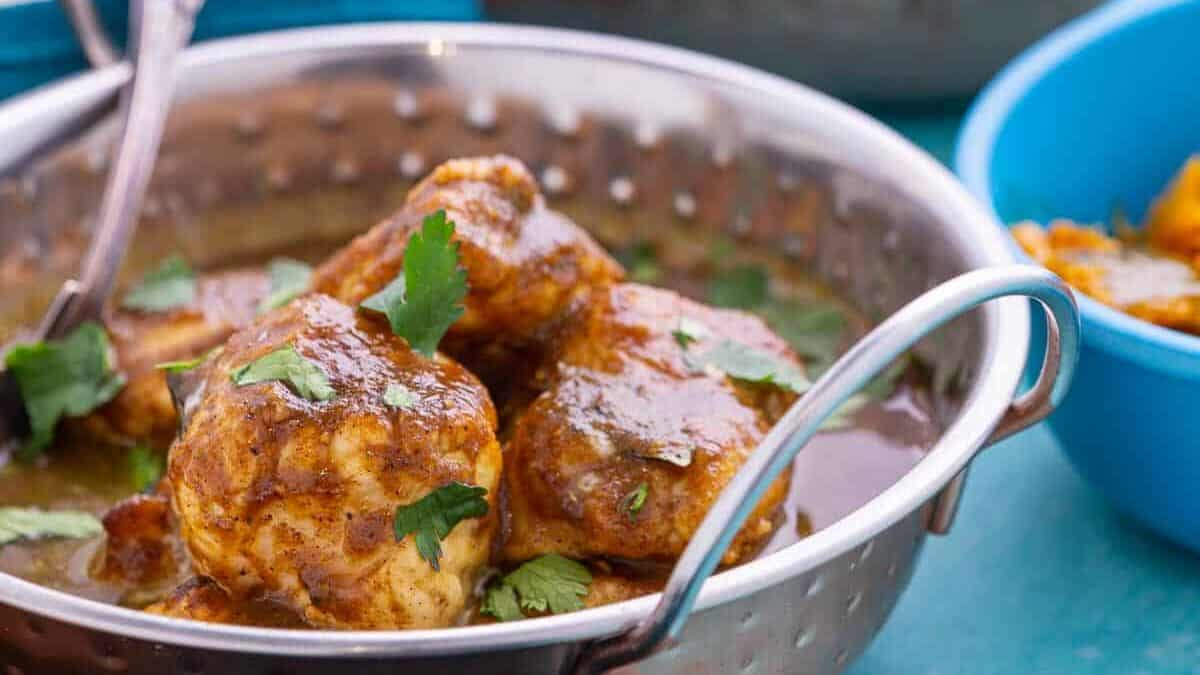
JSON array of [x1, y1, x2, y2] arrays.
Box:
[[74, 267, 268, 448], [502, 284, 796, 568], [168, 295, 502, 629], [311, 156, 623, 382]]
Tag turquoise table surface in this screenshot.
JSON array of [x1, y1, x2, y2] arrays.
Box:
[[852, 110, 1200, 675]]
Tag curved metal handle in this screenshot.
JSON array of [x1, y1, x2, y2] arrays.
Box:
[[571, 265, 1079, 674], [39, 0, 203, 339], [58, 0, 119, 68]]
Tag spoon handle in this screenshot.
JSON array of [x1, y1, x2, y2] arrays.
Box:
[[39, 0, 204, 339]]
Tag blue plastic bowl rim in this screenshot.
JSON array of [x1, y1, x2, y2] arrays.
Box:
[[955, 0, 1200, 378]]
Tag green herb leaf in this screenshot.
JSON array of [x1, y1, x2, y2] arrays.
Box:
[[259, 258, 313, 314], [360, 210, 468, 357], [383, 382, 417, 409], [759, 299, 846, 376], [4, 322, 125, 458], [672, 317, 709, 348], [818, 358, 909, 432], [482, 554, 592, 621], [634, 445, 694, 468], [0, 507, 102, 546], [621, 482, 649, 519], [709, 237, 736, 265], [481, 580, 524, 622], [128, 446, 164, 492], [154, 356, 204, 373], [615, 241, 661, 284], [121, 256, 196, 312], [693, 339, 810, 393], [393, 482, 489, 571], [229, 345, 334, 402], [708, 264, 769, 309]]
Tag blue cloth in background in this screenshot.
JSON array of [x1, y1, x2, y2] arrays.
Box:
[[0, 0, 480, 100]]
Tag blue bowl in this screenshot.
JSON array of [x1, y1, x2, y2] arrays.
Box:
[[956, 0, 1200, 551]]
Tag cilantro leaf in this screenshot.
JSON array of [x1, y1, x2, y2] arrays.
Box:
[[481, 554, 592, 621], [383, 382, 416, 409], [259, 258, 313, 314], [5, 322, 125, 458], [817, 357, 909, 431], [481, 581, 524, 622], [621, 482, 648, 519], [614, 241, 661, 284], [0, 507, 102, 546], [393, 482, 488, 571], [708, 264, 769, 309], [759, 299, 846, 376], [154, 356, 204, 373], [634, 444, 694, 468], [128, 446, 164, 492], [693, 339, 810, 393], [360, 210, 468, 357], [229, 345, 334, 402], [672, 317, 709, 348], [121, 256, 196, 312]]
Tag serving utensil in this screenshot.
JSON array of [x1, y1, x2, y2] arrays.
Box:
[[0, 0, 202, 445], [0, 23, 1077, 675]]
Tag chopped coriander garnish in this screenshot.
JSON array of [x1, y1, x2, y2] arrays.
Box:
[[692, 339, 810, 393], [154, 356, 204, 373], [615, 241, 661, 284], [621, 482, 648, 519], [481, 554, 592, 622], [259, 258, 313, 314], [0, 507, 102, 546], [393, 482, 488, 571], [759, 299, 847, 377], [128, 446, 164, 492], [672, 317, 709, 348], [121, 256, 196, 312], [383, 382, 416, 409], [481, 583, 523, 622], [708, 264, 769, 309], [229, 345, 334, 402], [4, 322, 125, 458], [361, 210, 468, 358], [634, 445, 694, 468]]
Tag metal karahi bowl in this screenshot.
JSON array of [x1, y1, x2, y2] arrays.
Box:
[[0, 23, 1064, 675]]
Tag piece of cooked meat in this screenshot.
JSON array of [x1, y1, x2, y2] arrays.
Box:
[[145, 577, 239, 624], [310, 155, 624, 398], [167, 294, 502, 629], [93, 493, 182, 588], [502, 283, 795, 568], [146, 577, 308, 627], [72, 267, 268, 448]]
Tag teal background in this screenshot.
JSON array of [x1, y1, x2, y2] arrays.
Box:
[[4, 1, 1199, 673]]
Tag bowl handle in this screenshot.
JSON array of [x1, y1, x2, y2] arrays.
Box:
[[571, 265, 1079, 675], [59, 0, 119, 67]]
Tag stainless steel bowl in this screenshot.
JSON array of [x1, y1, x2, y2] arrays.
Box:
[[0, 23, 1062, 675]]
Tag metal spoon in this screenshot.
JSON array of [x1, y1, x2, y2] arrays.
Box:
[[0, 0, 205, 444]]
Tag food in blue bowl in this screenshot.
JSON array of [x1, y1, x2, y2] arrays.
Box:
[[956, 0, 1200, 551]]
